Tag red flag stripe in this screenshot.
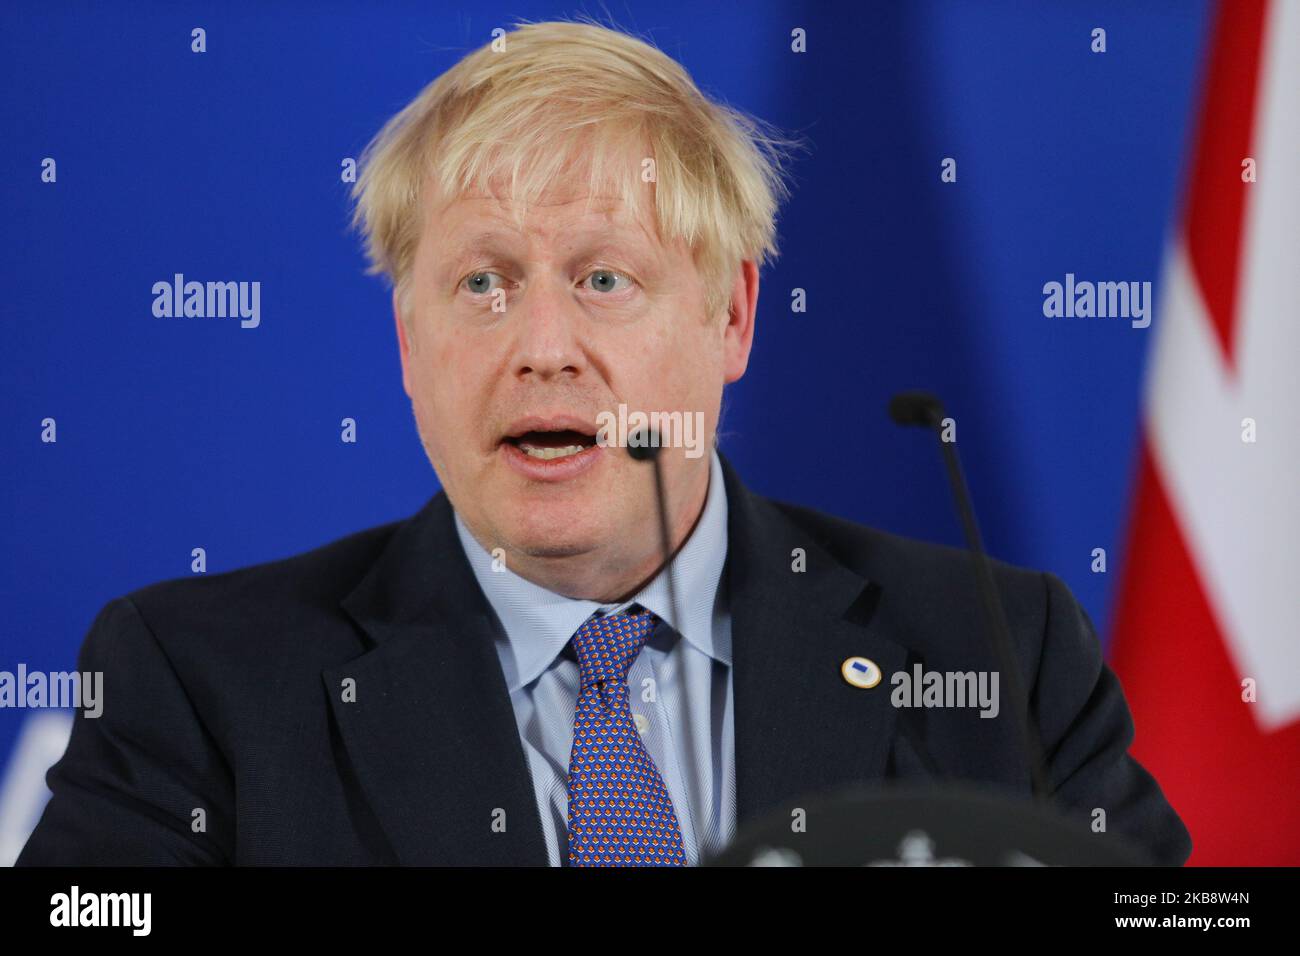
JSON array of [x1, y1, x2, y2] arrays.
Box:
[[1183, 0, 1269, 372], [1108, 0, 1300, 866], [1109, 445, 1300, 865]]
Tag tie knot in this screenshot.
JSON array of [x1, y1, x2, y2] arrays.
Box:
[[570, 607, 658, 691]]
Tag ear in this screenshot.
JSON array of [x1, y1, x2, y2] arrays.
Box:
[[722, 260, 759, 384], [393, 288, 413, 398]]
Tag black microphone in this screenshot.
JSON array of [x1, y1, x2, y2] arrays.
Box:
[[628, 430, 684, 637], [889, 390, 945, 428], [890, 390, 1051, 800]]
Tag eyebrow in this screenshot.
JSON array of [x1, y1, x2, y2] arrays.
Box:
[[439, 228, 660, 277], [448, 232, 516, 263]]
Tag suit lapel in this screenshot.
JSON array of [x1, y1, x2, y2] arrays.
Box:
[[325, 492, 548, 865], [721, 457, 910, 828]]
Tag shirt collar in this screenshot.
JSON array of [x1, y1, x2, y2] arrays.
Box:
[[454, 450, 731, 692]]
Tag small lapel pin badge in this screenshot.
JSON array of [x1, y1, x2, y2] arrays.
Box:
[[841, 656, 882, 689]]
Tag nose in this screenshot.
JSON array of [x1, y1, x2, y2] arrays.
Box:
[[510, 275, 587, 382]]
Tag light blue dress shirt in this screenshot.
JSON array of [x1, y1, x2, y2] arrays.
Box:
[[453, 450, 736, 866]]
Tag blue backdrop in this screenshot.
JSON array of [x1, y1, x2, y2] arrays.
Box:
[[0, 0, 1210, 850]]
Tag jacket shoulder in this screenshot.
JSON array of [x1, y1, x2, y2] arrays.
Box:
[[761, 494, 1063, 666], [127, 515, 402, 615], [768, 496, 1045, 596], [112, 513, 411, 673]]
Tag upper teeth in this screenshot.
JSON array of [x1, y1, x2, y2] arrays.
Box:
[[519, 444, 586, 461]]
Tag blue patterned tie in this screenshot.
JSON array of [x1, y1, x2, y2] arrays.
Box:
[[565, 607, 688, 866]]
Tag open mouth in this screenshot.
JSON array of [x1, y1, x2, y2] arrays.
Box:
[[504, 428, 599, 462]]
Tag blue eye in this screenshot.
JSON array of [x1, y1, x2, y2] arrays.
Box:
[[583, 269, 631, 293], [462, 271, 504, 294]]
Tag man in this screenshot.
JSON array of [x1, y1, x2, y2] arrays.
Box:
[[18, 20, 1190, 866]]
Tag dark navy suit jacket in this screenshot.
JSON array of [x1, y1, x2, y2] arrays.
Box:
[[18, 456, 1191, 865]]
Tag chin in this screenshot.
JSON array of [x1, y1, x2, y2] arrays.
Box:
[[503, 500, 612, 560]]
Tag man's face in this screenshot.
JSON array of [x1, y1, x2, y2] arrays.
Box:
[[395, 161, 756, 596]]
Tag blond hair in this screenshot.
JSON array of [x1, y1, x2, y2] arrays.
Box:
[[349, 18, 801, 321]]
